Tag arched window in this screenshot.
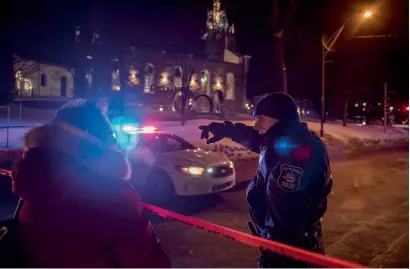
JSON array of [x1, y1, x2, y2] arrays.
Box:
[[226, 72, 235, 100], [15, 71, 22, 90], [40, 73, 47, 86], [174, 67, 182, 89], [61, 76, 67, 97], [200, 70, 210, 95], [144, 63, 154, 93]]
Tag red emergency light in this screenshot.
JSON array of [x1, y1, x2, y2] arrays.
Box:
[[142, 126, 157, 133]]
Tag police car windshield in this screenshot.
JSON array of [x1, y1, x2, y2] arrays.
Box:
[[164, 134, 196, 151], [139, 133, 195, 152]]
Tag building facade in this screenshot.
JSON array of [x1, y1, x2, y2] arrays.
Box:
[[13, 55, 74, 98], [15, 0, 250, 114]]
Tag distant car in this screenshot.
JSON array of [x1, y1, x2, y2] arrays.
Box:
[[112, 123, 236, 196]]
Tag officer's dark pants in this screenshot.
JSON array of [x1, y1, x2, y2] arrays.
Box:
[[258, 227, 325, 268]]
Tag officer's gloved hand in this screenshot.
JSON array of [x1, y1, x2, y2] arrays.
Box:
[[199, 121, 235, 144]]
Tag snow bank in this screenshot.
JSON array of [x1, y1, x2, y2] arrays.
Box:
[[0, 119, 407, 163], [306, 122, 408, 143], [157, 119, 408, 159]]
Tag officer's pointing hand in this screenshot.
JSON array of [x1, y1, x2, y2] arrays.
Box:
[[198, 122, 226, 144]]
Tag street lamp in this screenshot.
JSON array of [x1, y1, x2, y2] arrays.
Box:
[[320, 10, 372, 137], [363, 11, 373, 18]]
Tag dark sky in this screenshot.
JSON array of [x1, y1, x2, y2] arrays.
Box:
[[8, 0, 409, 105]]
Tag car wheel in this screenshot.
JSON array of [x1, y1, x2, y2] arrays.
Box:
[[145, 170, 175, 199]]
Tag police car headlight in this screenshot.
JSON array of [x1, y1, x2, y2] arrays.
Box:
[[175, 165, 204, 176]]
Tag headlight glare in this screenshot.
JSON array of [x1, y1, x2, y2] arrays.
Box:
[[175, 165, 204, 176]]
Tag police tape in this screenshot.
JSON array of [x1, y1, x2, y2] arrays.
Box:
[[0, 169, 11, 177], [0, 169, 366, 268], [143, 202, 366, 268]]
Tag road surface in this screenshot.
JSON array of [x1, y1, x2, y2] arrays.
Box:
[[0, 148, 408, 267], [144, 148, 409, 268]]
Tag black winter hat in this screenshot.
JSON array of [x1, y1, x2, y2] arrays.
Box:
[[253, 92, 299, 120]]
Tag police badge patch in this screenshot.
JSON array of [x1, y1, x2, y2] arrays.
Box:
[[277, 164, 303, 193]]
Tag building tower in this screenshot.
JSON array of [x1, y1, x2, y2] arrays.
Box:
[[203, 0, 236, 61]]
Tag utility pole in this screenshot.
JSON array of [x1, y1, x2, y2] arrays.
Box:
[[383, 82, 388, 133]]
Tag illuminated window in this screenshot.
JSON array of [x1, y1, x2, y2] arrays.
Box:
[[189, 73, 200, 91], [144, 64, 154, 93], [85, 70, 93, 87], [226, 72, 235, 100], [174, 67, 182, 88], [15, 71, 22, 90], [128, 68, 140, 86], [200, 70, 210, 95], [23, 80, 33, 95], [112, 70, 120, 91], [160, 72, 169, 85]]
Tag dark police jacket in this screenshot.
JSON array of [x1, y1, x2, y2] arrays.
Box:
[[231, 120, 332, 246]]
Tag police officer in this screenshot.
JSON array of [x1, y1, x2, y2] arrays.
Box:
[[199, 92, 333, 268]]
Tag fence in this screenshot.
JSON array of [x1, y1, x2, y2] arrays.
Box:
[[0, 105, 39, 149]]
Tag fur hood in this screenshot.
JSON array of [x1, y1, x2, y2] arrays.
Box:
[[12, 123, 131, 203], [23, 123, 131, 180]]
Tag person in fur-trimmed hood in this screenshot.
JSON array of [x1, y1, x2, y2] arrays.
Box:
[[11, 99, 171, 268]]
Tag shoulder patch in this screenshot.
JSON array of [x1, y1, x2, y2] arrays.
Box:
[[276, 164, 303, 193]]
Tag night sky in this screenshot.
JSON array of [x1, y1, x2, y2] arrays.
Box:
[[6, 0, 409, 108]]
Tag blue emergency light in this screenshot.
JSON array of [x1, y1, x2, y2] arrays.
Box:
[[111, 117, 139, 149], [274, 136, 297, 156]]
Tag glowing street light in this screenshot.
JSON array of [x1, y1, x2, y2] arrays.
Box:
[[363, 11, 373, 18], [320, 10, 374, 137]]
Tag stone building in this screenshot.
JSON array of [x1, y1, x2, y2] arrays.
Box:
[[75, 0, 251, 114], [13, 55, 74, 98], [116, 48, 250, 113], [18, 0, 251, 114]]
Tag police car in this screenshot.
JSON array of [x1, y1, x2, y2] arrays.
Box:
[[112, 120, 236, 196]]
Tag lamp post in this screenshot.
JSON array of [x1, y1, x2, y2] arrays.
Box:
[[320, 10, 372, 137]]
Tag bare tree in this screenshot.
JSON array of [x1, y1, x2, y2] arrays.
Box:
[[13, 55, 40, 96], [13, 55, 39, 76]]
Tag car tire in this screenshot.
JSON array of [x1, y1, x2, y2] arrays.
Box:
[[145, 170, 175, 199]]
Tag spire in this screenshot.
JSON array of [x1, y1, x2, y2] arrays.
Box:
[[206, 0, 228, 32]]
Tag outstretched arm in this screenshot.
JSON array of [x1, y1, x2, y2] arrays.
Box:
[[199, 121, 264, 153], [229, 122, 264, 153]]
